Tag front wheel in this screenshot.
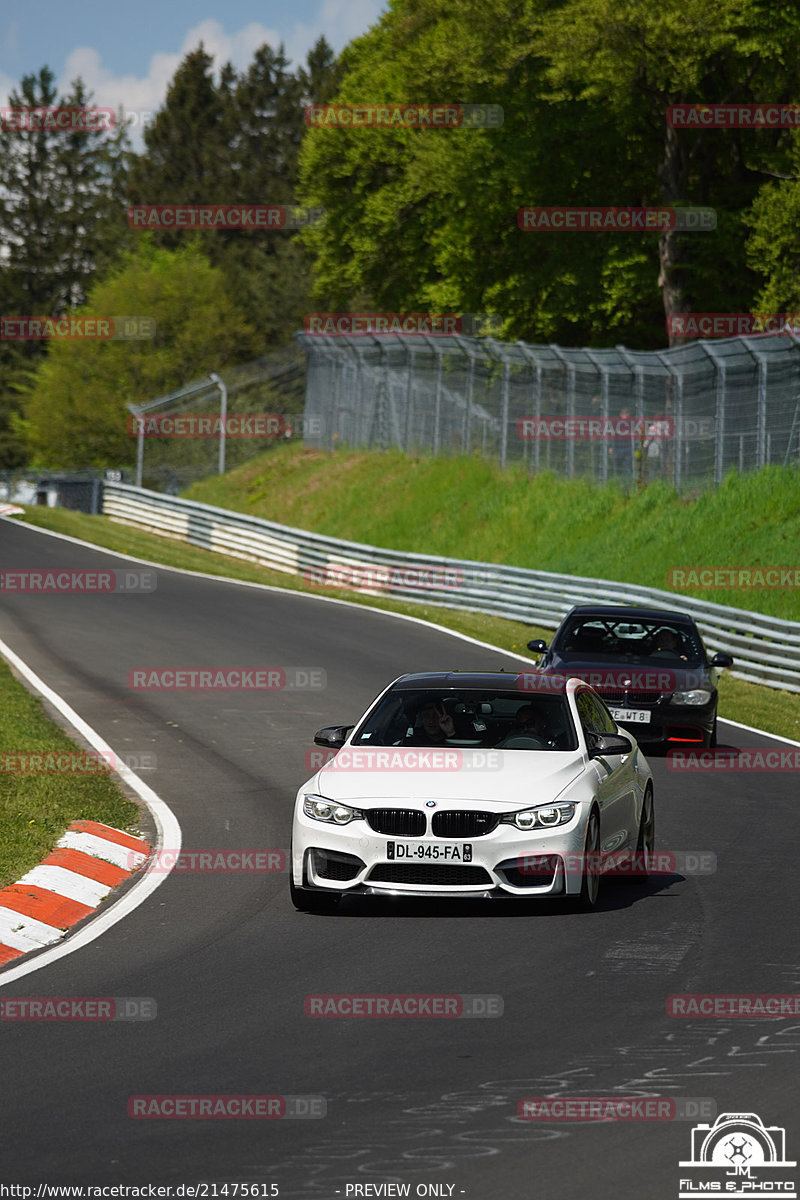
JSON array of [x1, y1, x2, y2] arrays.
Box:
[[631, 786, 655, 885], [574, 810, 601, 910]]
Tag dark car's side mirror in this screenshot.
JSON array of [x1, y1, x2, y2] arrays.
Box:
[[527, 639, 548, 653], [710, 652, 733, 668], [313, 725, 354, 748], [588, 733, 632, 758]]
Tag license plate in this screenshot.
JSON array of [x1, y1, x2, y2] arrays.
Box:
[[387, 841, 472, 862], [610, 707, 651, 724]]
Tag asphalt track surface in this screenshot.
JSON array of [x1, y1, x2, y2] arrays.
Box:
[[1, 517, 798, 1199]]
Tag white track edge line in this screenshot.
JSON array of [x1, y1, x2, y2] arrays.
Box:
[[4, 516, 798, 750], [0, 636, 182, 985]]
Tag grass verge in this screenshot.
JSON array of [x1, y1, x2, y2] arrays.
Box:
[[0, 655, 140, 888], [185, 445, 800, 621]]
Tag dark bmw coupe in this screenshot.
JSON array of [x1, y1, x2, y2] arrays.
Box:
[[528, 605, 733, 749]]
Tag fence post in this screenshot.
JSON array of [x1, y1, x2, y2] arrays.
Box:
[[500, 355, 510, 469], [698, 343, 726, 484], [655, 352, 683, 491], [462, 351, 475, 453], [432, 340, 443, 456], [126, 405, 145, 488], [404, 344, 415, 452], [584, 350, 609, 485], [516, 343, 542, 475], [208, 372, 227, 474], [614, 346, 641, 487], [741, 339, 768, 469], [549, 346, 575, 477]]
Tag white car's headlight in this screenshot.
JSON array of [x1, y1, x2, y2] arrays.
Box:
[[303, 794, 364, 825], [502, 802, 576, 831], [670, 690, 711, 706]]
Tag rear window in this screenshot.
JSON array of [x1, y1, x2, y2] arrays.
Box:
[[556, 618, 703, 666]]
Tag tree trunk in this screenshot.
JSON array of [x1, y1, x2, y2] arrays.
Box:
[[658, 121, 690, 347]]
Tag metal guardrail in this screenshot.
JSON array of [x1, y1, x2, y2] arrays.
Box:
[[102, 481, 800, 694]]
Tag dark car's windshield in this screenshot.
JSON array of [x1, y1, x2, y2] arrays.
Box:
[[555, 618, 704, 668], [351, 688, 578, 751]]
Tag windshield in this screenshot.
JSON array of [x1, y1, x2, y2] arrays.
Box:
[[555, 618, 704, 667], [351, 688, 578, 751]]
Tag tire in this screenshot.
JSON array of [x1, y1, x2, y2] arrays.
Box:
[[289, 851, 342, 913], [631, 786, 655, 885], [709, 716, 717, 748], [575, 810, 601, 910]]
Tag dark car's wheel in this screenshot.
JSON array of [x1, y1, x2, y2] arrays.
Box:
[[632, 786, 655, 885], [709, 715, 718, 747], [289, 850, 342, 913], [575, 810, 601, 910]]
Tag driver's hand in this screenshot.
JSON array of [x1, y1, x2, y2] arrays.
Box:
[[435, 702, 455, 736]]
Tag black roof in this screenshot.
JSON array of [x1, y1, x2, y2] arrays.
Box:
[[391, 672, 534, 690], [564, 604, 696, 626]]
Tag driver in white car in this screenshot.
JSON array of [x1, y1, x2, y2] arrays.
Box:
[[405, 699, 457, 744]]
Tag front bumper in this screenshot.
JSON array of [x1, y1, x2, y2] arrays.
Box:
[[291, 807, 592, 899], [608, 697, 716, 745]]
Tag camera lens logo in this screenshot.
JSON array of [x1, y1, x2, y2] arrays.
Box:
[[679, 1112, 796, 1199]]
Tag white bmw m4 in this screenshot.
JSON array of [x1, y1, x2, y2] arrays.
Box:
[[290, 671, 654, 912]]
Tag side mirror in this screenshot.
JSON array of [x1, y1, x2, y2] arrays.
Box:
[[527, 639, 548, 654], [313, 725, 354, 748], [588, 733, 632, 758], [710, 652, 733, 668]]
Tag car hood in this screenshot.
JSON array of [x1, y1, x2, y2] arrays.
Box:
[[310, 749, 585, 807]]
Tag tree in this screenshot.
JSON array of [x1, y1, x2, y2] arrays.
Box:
[[297, 0, 800, 348], [297, 0, 662, 346], [538, 0, 800, 341], [745, 132, 800, 311], [0, 66, 132, 466], [17, 238, 260, 468], [128, 39, 341, 346]]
